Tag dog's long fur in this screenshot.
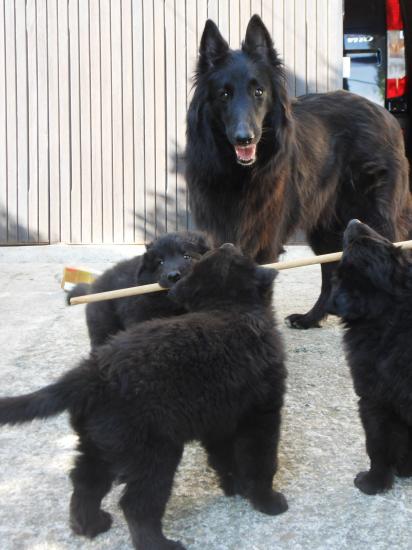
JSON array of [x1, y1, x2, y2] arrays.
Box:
[[67, 232, 210, 349], [328, 220, 412, 495], [0, 245, 287, 549], [186, 15, 412, 329]]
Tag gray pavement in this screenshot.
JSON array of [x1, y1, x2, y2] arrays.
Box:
[[0, 245, 411, 550]]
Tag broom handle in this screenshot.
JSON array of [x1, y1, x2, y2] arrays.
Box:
[[69, 239, 412, 305]]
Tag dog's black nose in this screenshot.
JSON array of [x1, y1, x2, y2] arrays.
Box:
[[235, 134, 254, 145], [167, 271, 181, 283], [220, 243, 235, 250]]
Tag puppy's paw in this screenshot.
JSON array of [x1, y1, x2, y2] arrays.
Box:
[[252, 490, 288, 516], [354, 470, 393, 495], [285, 314, 321, 330], [138, 538, 186, 550], [70, 509, 112, 538]]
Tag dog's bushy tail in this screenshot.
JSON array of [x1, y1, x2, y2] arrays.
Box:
[[0, 363, 90, 425], [66, 283, 91, 305]]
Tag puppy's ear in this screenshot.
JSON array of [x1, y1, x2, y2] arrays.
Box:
[[198, 20, 229, 73], [136, 252, 149, 281], [255, 266, 277, 292], [145, 240, 153, 251], [243, 15, 274, 55]]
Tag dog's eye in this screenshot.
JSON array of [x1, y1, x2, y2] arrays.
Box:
[[158, 259, 164, 265], [254, 88, 264, 97], [219, 89, 230, 101], [183, 254, 192, 260]]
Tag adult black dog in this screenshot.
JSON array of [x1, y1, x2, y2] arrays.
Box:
[[0, 245, 287, 549], [186, 14, 412, 329], [328, 220, 412, 495], [68, 231, 210, 348]]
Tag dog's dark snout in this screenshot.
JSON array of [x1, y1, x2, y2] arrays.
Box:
[[348, 219, 362, 228], [235, 134, 254, 145], [167, 271, 181, 283]]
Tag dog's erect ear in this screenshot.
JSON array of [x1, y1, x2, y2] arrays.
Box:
[[145, 240, 153, 251], [243, 15, 273, 55], [198, 20, 229, 73], [255, 266, 277, 292]]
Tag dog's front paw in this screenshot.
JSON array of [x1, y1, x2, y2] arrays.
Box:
[[285, 313, 321, 330], [354, 470, 393, 495], [251, 490, 288, 516], [70, 509, 112, 538]]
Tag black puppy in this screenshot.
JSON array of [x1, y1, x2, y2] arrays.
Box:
[[328, 220, 412, 495], [68, 231, 210, 348], [0, 244, 287, 549]]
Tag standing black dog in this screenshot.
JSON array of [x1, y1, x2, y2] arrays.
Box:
[[0, 245, 287, 549], [186, 14, 412, 329], [68, 232, 210, 348], [328, 220, 412, 495]]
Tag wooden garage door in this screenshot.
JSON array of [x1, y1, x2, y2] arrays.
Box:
[[0, 0, 342, 244]]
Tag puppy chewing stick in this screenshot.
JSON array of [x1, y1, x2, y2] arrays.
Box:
[[69, 239, 412, 305]]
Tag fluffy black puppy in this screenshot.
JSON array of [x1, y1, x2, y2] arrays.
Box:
[[328, 220, 412, 495], [67, 231, 210, 348], [0, 244, 287, 549]]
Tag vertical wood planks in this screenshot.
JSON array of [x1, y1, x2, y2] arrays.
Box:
[[15, 0, 29, 241], [0, 0, 343, 244], [122, 0, 135, 243], [5, 0, 18, 242], [306, 0, 317, 93], [165, 0, 177, 233], [89, 0, 103, 243], [68, 0, 81, 242], [48, 0, 60, 243], [110, 0, 124, 242], [154, 0, 166, 236], [132, 0, 145, 242], [328, 0, 343, 90], [175, 0, 187, 232], [58, 0, 71, 243], [295, 0, 307, 96], [0, 1, 7, 241], [79, 0, 92, 243], [316, 0, 328, 92], [26, 0, 39, 242], [142, 0, 155, 240], [100, 0, 113, 242]]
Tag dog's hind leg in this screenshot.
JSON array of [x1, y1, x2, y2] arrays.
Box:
[[233, 407, 288, 515], [354, 398, 405, 495], [119, 440, 185, 550], [69, 439, 115, 538], [203, 437, 238, 496]]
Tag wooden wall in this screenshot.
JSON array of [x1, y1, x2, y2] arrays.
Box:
[[0, 0, 343, 244]]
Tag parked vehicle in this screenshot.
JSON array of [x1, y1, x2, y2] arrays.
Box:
[[343, 0, 408, 131]]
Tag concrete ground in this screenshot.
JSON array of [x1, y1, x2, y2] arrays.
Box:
[[0, 244, 411, 550]]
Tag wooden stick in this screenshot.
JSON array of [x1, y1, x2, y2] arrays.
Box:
[[69, 239, 412, 305]]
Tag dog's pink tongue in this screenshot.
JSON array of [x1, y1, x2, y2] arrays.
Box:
[[234, 144, 256, 162]]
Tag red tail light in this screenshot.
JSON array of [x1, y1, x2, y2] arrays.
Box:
[[386, 0, 407, 99], [386, 0, 403, 30]]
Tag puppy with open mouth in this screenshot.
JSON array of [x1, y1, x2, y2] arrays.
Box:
[[328, 219, 412, 495]]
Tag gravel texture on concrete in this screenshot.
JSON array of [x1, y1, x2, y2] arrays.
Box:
[[0, 245, 411, 550]]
